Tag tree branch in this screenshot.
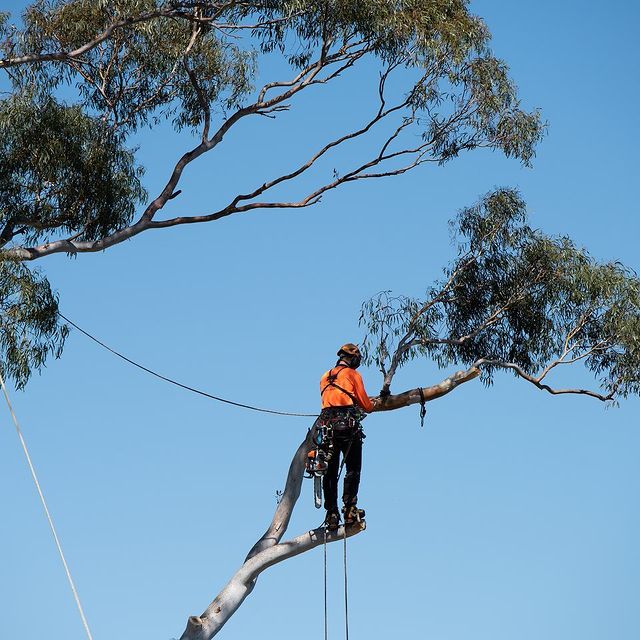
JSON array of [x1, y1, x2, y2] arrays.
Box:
[[4, 40, 380, 260], [180, 521, 365, 640], [474, 358, 616, 402], [0, 9, 174, 68], [177, 365, 483, 639], [372, 366, 481, 411], [0, 3, 298, 70]]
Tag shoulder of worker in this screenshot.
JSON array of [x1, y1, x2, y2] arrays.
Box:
[[342, 367, 364, 381]]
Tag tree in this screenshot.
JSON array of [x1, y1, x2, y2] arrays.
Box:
[[1, 3, 637, 640], [0, 0, 544, 386], [176, 188, 640, 639]]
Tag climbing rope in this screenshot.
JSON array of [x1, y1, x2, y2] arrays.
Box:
[[343, 528, 350, 640], [323, 526, 328, 640], [321, 427, 359, 639], [0, 369, 94, 640], [57, 312, 317, 418], [339, 433, 357, 640]]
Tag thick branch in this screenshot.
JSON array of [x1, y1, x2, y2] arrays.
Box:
[[245, 429, 315, 558], [178, 365, 482, 639], [180, 521, 365, 640], [372, 366, 481, 411], [178, 424, 366, 640]]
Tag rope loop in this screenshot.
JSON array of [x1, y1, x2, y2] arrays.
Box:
[[418, 387, 427, 428]]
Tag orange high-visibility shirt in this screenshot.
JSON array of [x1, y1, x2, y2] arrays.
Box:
[[320, 366, 374, 412]]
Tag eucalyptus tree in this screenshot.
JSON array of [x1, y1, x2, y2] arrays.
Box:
[[177, 188, 640, 639], [2, 3, 637, 640], [0, 0, 544, 386]]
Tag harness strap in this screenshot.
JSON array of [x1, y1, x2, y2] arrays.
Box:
[[321, 365, 359, 406]]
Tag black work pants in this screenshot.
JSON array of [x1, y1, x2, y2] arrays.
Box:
[[323, 427, 363, 512]]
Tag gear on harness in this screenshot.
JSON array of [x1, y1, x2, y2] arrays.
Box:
[[305, 409, 367, 511], [320, 408, 366, 519], [305, 424, 335, 509]]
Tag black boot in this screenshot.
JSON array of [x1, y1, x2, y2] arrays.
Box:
[[342, 503, 365, 525], [324, 509, 340, 531]]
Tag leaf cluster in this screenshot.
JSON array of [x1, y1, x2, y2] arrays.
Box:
[[4, 1, 257, 131], [0, 1, 549, 388], [0, 91, 146, 246], [0, 1, 545, 251], [361, 189, 640, 402], [0, 257, 67, 388], [256, 1, 545, 164]]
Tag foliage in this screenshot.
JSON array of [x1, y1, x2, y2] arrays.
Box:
[[0, 1, 546, 386], [0, 258, 67, 388], [0, 91, 145, 247], [361, 189, 640, 402]]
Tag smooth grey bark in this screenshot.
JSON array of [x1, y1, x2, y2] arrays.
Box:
[[180, 522, 365, 640], [178, 366, 481, 640]]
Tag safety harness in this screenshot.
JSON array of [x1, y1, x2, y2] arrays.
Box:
[[320, 364, 359, 406]]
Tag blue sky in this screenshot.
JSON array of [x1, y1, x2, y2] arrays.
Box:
[[1, 2, 639, 640]]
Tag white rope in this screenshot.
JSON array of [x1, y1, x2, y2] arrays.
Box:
[[323, 525, 328, 640], [343, 528, 349, 640], [0, 370, 94, 640]]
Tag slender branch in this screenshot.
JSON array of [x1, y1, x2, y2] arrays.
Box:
[[145, 139, 436, 230], [474, 358, 616, 402], [182, 16, 211, 142], [0, 9, 174, 68], [257, 39, 366, 102], [536, 340, 610, 382], [0, 3, 299, 69]]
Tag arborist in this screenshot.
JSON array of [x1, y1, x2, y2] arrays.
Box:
[[319, 343, 373, 530]]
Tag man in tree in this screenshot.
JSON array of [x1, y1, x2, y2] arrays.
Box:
[[319, 343, 373, 530]]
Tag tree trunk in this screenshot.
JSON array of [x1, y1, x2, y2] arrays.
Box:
[[178, 365, 480, 639]]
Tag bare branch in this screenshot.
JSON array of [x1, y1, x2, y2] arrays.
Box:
[[474, 358, 616, 402], [2, 29, 510, 262], [182, 16, 211, 142]]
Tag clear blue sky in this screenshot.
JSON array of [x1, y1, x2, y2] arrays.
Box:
[[1, 2, 639, 639]]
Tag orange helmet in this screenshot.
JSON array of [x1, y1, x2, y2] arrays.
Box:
[[337, 343, 362, 368], [337, 343, 361, 358]]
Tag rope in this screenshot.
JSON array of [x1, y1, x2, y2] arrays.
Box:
[[336, 429, 360, 640], [320, 426, 358, 640], [343, 527, 350, 640], [418, 386, 427, 428], [323, 525, 328, 640], [57, 312, 317, 418], [0, 369, 94, 640]]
